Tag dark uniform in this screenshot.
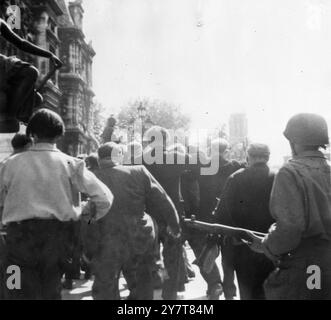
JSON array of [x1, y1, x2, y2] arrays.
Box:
[[143, 149, 195, 299], [259, 114, 331, 300], [197, 156, 244, 299], [90, 163, 180, 300], [217, 161, 275, 299]]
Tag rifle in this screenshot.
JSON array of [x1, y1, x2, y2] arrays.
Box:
[[184, 216, 267, 243], [184, 216, 267, 274]]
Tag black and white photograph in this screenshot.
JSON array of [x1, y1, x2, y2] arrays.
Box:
[[0, 0, 330, 303]]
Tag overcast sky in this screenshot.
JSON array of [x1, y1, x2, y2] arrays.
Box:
[[80, 0, 331, 164]]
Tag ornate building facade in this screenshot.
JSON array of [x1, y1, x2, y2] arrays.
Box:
[[0, 0, 98, 160], [57, 0, 98, 156]]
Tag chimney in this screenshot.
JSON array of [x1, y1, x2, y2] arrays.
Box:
[[68, 0, 84, 30]]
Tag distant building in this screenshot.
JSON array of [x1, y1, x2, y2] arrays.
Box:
[[56, 0, 98, 156], [228, 113, 249, 161], [229, 113, 248, 145]]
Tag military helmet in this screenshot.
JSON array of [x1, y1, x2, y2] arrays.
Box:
[[284, 113, 329, 146]]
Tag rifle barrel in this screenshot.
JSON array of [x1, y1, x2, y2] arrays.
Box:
[[184, 219, 267, 241]]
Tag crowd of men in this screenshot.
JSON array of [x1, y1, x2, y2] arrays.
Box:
[[0, 108, 330, 300], [1, 13, 331, 301]]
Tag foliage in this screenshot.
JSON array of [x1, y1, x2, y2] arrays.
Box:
[[117, 98, 191, 131], [92, 101, 107, 143]]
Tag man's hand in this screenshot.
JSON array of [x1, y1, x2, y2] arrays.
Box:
[[81, 201, 97, 224], [245, 232, 265, 254], [50, 54, 63, 69], [167, 226, 181, 241]]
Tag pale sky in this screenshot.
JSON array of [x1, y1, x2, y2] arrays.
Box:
[[80, 0, 331, 165]]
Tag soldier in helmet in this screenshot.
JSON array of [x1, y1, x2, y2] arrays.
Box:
[[249, 113, 331, 300]]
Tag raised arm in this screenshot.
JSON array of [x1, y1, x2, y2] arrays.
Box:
[[72, 161, 113, 221], [0, 20, 62, 67]]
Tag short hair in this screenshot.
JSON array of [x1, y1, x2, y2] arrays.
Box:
[[26, 109, 65, 140], [98, 142, 123, 160], [85, 154, 99, 170], [11, 134, 32, 151], [247, 143, 270, 160], [210, 138, 229, 155]]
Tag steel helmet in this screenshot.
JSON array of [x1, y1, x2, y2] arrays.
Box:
[[284, 113, 329, 146]]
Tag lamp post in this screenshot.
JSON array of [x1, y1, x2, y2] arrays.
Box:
[[137, 102, 147, 139], [137, 102, 155, 146]]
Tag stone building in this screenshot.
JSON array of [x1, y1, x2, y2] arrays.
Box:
[[56, 0, 98, 156], [0, 0, 99, 160], [228, 113, 249, 162], [229, 113, 248, 145], [1, 0, 64, 111]]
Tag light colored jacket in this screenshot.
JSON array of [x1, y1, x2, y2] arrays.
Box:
[[0, 143, 113, 225]]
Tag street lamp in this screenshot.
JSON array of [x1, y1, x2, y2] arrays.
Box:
[[137, 102, 147, 143], [137, 102, 147, 121]]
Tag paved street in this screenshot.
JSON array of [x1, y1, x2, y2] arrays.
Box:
[[62, 248, 239, 301]]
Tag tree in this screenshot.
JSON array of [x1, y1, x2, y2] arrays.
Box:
[[92, 101, 107, 143], [117, 98, 191, 131]]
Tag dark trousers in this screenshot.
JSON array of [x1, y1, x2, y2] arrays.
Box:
[[159, 225, 186, 300], [3, 220, 67, 300], [185, 231, 222, 291], [92, 237, 155, 300], [264, 240, 331, 300], [62, 221, 82, 281], [220, 240, 237, 299], [233, 245, 274, 300]]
